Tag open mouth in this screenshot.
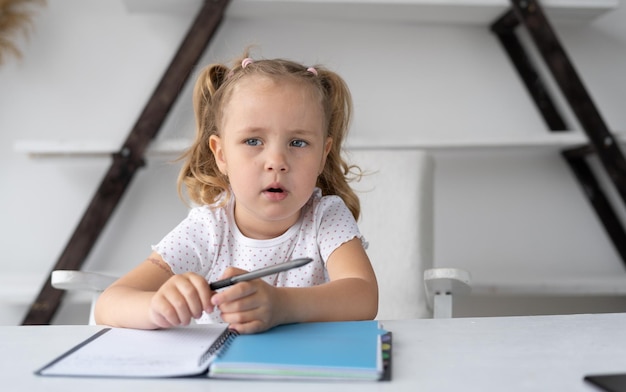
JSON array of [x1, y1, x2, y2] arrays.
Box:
[[263, 185, 287, 200]]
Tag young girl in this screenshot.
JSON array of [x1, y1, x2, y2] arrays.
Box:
[[94, 52, 378, 334]]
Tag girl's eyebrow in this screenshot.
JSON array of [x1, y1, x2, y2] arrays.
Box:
[[231, 127, 263, 136], [234, 127, 320, 137], [289, 129, 318, 137]]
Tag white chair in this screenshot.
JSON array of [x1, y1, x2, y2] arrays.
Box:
[[349, 148, 470, 320], [51, 270, 117, 326], [52, 148, 470, 324], [424, 268, 471, 319]]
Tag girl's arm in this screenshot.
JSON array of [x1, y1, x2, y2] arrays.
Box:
[[94, 251, 214, 329], [277, 237, 378, 323], [214, 238, 378, 333]]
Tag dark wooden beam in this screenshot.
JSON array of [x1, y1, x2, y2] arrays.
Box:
[[510, 0, 626, 204], [22, 0, 232, 325], [491, 9, 568, 131], [562, 150, 626, 263], [490, 0, 626, 268]]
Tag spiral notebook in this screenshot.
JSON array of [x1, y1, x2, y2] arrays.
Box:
[[35, 320, 391, 381]]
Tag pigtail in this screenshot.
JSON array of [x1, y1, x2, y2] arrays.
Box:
[[315, 69, 362, 220], [177, 63, 232, 206]]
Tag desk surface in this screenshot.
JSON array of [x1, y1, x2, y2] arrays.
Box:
[[1, 313, 624, 392]]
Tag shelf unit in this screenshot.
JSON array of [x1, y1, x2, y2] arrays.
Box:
[[13, 131, 626, 158], [15, 0, 619, 158], [471, 274, 626, 296]]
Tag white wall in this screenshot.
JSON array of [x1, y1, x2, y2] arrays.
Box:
[[2, 0, 626, 324]]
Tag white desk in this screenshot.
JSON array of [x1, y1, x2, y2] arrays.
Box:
[[1, 313, 625, 391]]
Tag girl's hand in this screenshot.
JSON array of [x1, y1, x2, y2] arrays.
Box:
[[211, 267, 280, 334], [149, 272, 214, 328]]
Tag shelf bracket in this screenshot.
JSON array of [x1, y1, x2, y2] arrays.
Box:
[[490, 0, 626, 268], [21, 0, 233, 325]]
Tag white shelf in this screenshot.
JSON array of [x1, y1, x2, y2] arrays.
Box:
[[13, 139, 189, 159], [471, 274, 626, 296], [123, 0, 619, 25], [0, 275, 43, 304], [13, 131, 626, 158], [0, 274, 95, 305]]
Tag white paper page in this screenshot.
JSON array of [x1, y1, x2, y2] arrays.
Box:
[[39, 325, 227, 378]]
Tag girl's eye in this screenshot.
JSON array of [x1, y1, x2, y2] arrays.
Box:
[[290, 140, 308, 148], [244, 138, 262, 146]]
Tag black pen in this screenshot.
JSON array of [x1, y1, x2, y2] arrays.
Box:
[[209, 257, 313, 290]]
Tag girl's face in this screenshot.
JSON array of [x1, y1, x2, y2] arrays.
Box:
[[210, 75, 332, 239]]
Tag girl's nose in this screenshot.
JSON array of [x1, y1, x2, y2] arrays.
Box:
[[265, 149, 289, 172]]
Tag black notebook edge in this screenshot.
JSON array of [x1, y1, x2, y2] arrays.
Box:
[[380, 331, 392, 381], [585, 373, 626, 392]]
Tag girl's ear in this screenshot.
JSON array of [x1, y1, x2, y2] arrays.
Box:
[[320, 137, 333, 174], [209, 135, 228, 175]]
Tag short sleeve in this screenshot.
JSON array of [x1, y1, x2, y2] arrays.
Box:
[[152, 206, 226, 276], [315, 195, 366, 262]]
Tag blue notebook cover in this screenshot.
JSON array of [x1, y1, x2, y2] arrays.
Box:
[[208, 320, 389, 381]]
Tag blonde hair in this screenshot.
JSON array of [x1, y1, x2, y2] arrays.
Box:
[[178, 52, 362, 219]]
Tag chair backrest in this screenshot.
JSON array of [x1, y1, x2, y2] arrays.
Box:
[[348, 148, 434, 319]]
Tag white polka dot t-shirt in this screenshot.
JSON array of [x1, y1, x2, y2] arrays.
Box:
[[152, 188, 366, 321]]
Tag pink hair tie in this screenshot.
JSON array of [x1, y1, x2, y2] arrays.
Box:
[[307, 67, 318, 76], [241, 58, 254, 68]]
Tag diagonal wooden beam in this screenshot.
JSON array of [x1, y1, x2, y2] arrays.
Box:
[[491, 9, 568, 131], [22, 0, 232, 325], [510, 0, 626, 204], [489, 1, 626, 268], [562, 149, 626, 264]]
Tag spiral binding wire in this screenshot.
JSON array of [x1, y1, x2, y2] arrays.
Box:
[[198, 328, 239, 367]]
